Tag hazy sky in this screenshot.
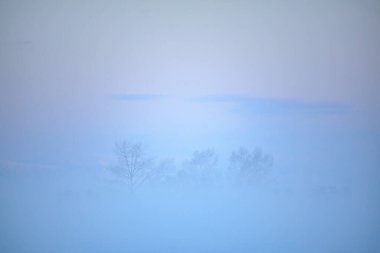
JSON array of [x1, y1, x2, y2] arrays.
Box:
[[2, 2, 380, 253], [0, 0, 379, 177]]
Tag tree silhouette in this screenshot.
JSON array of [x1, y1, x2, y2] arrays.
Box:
[[111, 141, 153, 192], [229, 147, 272, 186], [179, 149, 218, 186]]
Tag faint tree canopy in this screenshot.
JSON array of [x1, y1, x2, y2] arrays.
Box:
[[109, 142, 272, 191], [111, 141, 153, 192], [179, 149, 218, 186], [229, 147, 273, 186]]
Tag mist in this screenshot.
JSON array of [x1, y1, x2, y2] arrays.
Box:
[[1, 0, 380, 252]]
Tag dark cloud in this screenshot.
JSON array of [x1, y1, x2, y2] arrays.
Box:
[[113, 94, 167, 102], [191, 95, 348, 116]]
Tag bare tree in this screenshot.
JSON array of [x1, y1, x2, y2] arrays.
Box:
[[229, 147, 272, 186], [111, 141, 153, 192]]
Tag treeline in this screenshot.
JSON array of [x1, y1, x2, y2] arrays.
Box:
[[109, 141, 273, 192]]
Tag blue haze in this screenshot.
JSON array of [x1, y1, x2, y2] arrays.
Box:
[[1, 0, 380, 252]]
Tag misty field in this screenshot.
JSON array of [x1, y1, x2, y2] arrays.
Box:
[[1, 0, 379, 252], [0, 162, 378, 253]]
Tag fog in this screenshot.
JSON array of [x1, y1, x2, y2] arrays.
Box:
[[1, 136, 379, 253], [1, 0, 380, 252]]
